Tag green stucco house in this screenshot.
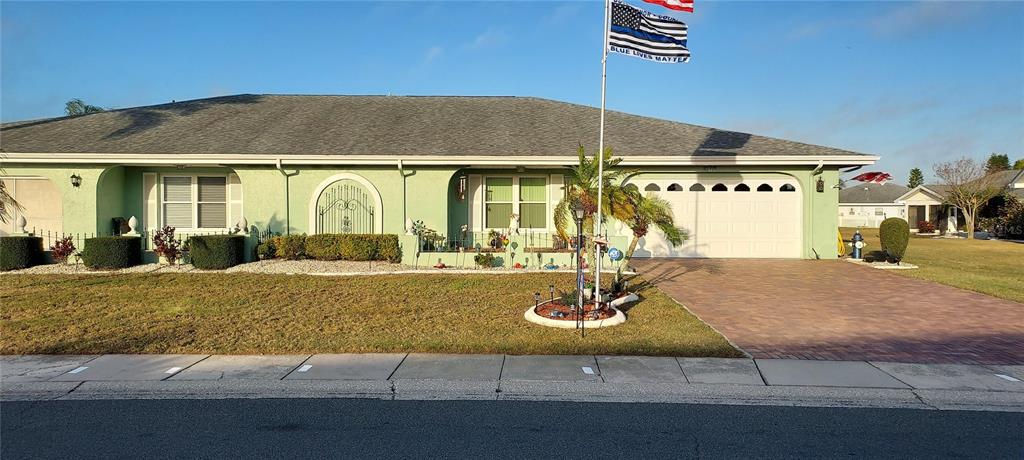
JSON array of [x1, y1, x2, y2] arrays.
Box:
[[0, 94, 877, 263]]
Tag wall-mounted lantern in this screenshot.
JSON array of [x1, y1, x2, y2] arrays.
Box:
[[70, 174, 82, 188], [816, 177, 825, 193], [456, 174, 468, 201]]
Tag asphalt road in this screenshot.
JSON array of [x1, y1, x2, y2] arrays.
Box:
[[3, 399, 1023, 459]]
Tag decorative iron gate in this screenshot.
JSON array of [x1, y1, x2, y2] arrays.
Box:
[[315, 180, 375, 234]]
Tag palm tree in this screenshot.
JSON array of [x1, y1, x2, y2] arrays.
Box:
[[553, 145, 638, 271], [0, 156, 20, 224], [622, 188, 686, 263]]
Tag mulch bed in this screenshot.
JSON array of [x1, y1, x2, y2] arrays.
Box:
[[534, 300, 617, 321]]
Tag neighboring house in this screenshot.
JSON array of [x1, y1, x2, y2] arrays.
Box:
[[894, 170, 1024, 233], [0, 94, 877, 261], [838, 182, 909, 228]]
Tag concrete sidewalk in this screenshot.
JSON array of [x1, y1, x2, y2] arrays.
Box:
[[3, 354, 1022, 412]]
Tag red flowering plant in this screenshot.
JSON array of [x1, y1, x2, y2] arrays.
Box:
[[153, 226, 183, 264], [49, 236, 76, 263]]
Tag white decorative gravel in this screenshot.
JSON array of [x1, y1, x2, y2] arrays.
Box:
[[1, 259, 623, 276]]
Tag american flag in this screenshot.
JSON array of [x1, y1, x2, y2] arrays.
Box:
[[609, 0, 689, 63], [643, 0, 694, 13]]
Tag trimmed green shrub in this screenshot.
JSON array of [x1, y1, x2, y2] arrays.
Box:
[[879, 217, 910, 262], [256, 240, 276, 260], [81, 236, 142, 269], [296, 234, 402, 262], [375, 235, 402, 263], [305, 234, 345, 260], [339, 235, 376, 261], [271, 235, 306, 260], [189, 235, 245, 270], [0, 236, 43, 271]]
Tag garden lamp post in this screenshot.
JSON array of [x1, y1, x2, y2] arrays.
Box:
[[573, 202, 586, 334]]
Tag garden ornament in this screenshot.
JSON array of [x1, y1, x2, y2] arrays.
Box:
[[608, 247, 623, 262], [16, 215, 27, 233], [509, 213, 520, 234]]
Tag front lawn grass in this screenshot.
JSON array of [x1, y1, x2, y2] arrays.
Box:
[[841, 227, 1024, 303], [0, 273, 744, 357]]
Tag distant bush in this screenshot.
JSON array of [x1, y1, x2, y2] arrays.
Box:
[[271, 235, 306, 260], [879, 217, 910, 263], [81, 236, 141, 269], [271, 233, 401, 262], [49, 235, 76, 263], [374, 235, 402, 263], [305, 234, 345, 260], [189, 235, 245, 270], [917, 220, 936, 234], [256, 240, 276, 260], [0, 236, 43, 271], [474, 253, 496, 268], [999, 196, 1024, 238]]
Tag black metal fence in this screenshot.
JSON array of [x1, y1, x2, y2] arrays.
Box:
[[417, 230, 571, 253], [29, 227, 270, 253]]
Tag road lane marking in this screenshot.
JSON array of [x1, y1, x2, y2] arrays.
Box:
[[165, 367, 183, 374], [581, 367, 595, 375], [297, 364, 313, 373], [68, 367, 88, 374], [994, 374, 1021, 382]]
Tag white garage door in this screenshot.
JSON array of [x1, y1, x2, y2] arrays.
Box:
[[630, 177, 802, 258]]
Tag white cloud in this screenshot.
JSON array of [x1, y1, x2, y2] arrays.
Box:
[[542, 3, 583, 25], [466, 28, 506, 50], [869, 1, 985, 38], [423, 46, 443, 64]]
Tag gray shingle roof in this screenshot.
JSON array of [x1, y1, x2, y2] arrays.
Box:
[[1, 94, 871, 158], [840, 182, 910, 204]]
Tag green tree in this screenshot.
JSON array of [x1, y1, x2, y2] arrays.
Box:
[[984, 153, 1010, 174], [64, 99, 105, 116], [907, 168, 924, 188], [1013, 159, 1024, 170], [553, 145, 639, 272], [621, 189, 686, 264], [0, 155, 20, 224]]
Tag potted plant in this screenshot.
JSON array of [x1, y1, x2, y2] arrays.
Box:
[[153, 226, 183, 265], [583, 281, 595, 300]]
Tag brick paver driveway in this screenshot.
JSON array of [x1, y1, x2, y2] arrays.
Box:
[[634, 259, 1024, 365]]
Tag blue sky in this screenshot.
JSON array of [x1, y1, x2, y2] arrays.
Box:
[[2, 1, 1022, 184]]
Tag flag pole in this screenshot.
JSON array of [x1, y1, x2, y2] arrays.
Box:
[[594, 0, 612, 316]]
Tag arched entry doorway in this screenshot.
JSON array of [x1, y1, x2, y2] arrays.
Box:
[[309, 174, 383, 234]]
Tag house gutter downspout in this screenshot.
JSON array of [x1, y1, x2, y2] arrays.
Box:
[[398, 159, 407, 230], [276, 158, 291, 235], [810, 160, 824, 259]]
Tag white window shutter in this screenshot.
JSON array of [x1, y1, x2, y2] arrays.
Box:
[[142, 173, 158, 231], [468, 175, 482, 232], [228, 173, 243, 228]]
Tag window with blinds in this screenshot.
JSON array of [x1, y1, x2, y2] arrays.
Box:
[[518, 177, 547, 228], [163, 177, 193, 228], [161, 176, 228, 229], [485, 177, 513, 229], [197, 177, 227, 228]]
